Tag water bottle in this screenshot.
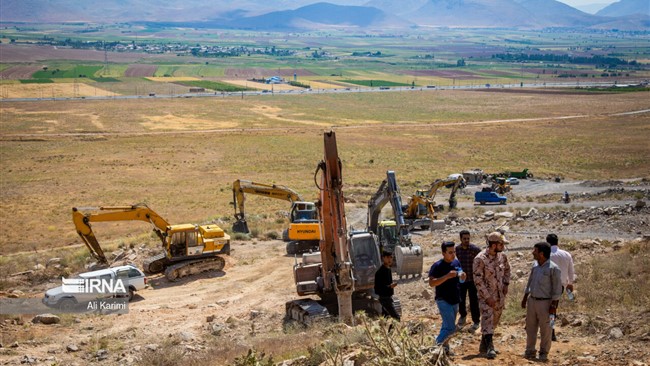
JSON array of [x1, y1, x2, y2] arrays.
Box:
[[549, 314, 556, 328], [567, 289, 575, 301], [457, 268, 465, 284]]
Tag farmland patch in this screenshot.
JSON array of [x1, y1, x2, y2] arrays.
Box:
[[399, 69, 482, 79], [0, 65, 44, 79], [221, 79, 302, 91], [124, 64, 158, 77], [175, 80, 254, 92], [341, 79, 412, 87], [224, 68, 317, 78], [32, 65, 103, 79], [0, 83, 117, 98], [146, 77, 200, 82]]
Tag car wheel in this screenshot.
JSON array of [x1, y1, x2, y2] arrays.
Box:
[[127, 288, 135, 302], [500, 200, 506, 205], [480, 201, 486, 205], [58, 298, 76, 312]]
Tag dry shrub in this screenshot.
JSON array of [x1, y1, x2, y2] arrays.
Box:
[[578, 240, 650, 311], [300, 314, 451, 366], [137, 340, 185, 366]]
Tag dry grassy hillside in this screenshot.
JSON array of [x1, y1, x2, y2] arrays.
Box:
[[0, 88, 649, 365], [0, 89, 648, 256]]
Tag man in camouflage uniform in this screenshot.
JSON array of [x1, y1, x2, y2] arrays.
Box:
[[473, 231, 511, 359]]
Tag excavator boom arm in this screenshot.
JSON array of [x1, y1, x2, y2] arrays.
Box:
[[72, 204, 171, 264], [367, 179, 389, 233], [231, 179, 303, 233], [317, 131, 354, 324], [368, 171, 411, 243]]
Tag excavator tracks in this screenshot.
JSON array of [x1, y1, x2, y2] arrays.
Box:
[[285, 299, 331, 325], [163, 256, 226, 281], [143, 253, 168, 275], [286, 240, 319, 255], [285, 296, 403, 326]]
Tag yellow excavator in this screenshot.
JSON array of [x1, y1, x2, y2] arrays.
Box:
[[403, 175, 466, 229], [72, 204, 230, 281], [230, 179, 320, 255], [492, 177, 511, 194]]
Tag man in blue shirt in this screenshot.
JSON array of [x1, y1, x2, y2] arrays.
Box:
[[429, 241, 467, 352]]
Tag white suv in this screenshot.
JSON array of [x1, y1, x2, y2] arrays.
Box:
[[43, 265, 147, 311]]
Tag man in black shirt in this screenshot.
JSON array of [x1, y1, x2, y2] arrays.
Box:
[[455, 229, 482, 331], [429, 241, 467, 348], [374, 251, 400, 321]]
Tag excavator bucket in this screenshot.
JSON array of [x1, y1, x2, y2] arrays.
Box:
[[395, 245, 423, 278], [232, 219, 249, 234]]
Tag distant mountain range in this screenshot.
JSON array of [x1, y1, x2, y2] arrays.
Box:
[[597, 0, 650, 16], [1, 0, 648, 30]]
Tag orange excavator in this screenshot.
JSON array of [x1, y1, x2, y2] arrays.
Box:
[[285, 131, 400, 325]]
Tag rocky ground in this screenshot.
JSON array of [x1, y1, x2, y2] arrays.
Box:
[[1, 179, 649, 366]]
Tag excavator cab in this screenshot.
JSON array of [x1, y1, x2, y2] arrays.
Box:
[[290, 202, 318, 223], [377, 220, 399, 253], [414, 190, 429, 216], [349, 232, 381, 289]]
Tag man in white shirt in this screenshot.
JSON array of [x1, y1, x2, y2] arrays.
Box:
[[546, 233, 575, 341]]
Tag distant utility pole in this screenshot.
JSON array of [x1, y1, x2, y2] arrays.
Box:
[[104, 42, 110, 76]]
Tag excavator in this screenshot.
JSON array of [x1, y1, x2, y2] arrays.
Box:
[[492, 177, 511, 194], [367, 170, 423, 278], [230, 179, 320, 255], [72, 204, 230, 281], [286, 131, 401, 325], [403, 174, 466, 229]]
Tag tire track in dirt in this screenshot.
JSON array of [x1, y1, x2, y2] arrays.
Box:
[[2, 109, 647, 140]]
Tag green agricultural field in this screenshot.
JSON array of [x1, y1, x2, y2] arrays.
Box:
[[339, 79, 413, 87], [19, 79, 54, 83], [32, 65, 103, 79], [177, 80, 254, 92], [90, 77, 120, 82], [154, 65, 224, 77]]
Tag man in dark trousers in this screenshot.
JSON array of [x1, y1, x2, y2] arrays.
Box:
[[375, 250, 400, 321], [547, 233, 575, 341], [455, 229, 482, 332], [521, 242, 563, 362]]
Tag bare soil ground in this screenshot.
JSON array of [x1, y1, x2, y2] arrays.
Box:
[[0, 66, 44, 80], [0, 198, 648, 365]]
